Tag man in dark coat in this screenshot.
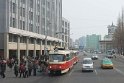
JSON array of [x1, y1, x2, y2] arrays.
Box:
[[0, 60, 6, 78]]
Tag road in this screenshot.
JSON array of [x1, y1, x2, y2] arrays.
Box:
[[1, 52, 124, 83]]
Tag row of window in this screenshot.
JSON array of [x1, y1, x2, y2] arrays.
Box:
[[62, 20, 70, 28], [9, 34, 57, 46]]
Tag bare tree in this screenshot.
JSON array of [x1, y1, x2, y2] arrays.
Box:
[[113, 10, 124, 55]]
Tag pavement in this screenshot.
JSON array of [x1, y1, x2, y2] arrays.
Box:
[[0, 66, 45, 79]]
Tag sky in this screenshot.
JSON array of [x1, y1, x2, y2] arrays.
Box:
[[62, 0, 124, 40]]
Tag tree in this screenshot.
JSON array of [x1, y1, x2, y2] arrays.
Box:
[[113, 10, 124, 55]]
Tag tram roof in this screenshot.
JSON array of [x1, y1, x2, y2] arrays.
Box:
[[49, 50, 72, 55]]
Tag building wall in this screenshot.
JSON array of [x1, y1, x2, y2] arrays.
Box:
[[0, 0, 62, 59], [62, 17, 70, 49], [0, 34, 4, 49], [86, 34, 101, 51]]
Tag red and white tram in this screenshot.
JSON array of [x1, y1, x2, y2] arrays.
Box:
[[72, 50, 79, 64], [48, 50, 74, 74]]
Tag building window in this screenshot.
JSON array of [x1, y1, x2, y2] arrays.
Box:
[[36, 26, 40, 33], [30, 0, 33, 8], [20, 36, 26, 43], [12, 18, 16, 28], [47, 1, 50, 9], [9, 34, 13, 42], [12, 3, 16, 13], [21, 0, 26, 4], [36, 39, 41, 45], [29, 11, 33, 20], [37, 4, 40, 12], [37, 15, 40, 23], [23, 21, 25, 30], [62, 21, 64, 26], [29, 38, 34, 44], [10, 17, 13, 27], [65, 22, 67, 27], [9, 34, 18, 42], [10, 1, 12, 12], [29, 23, 33, 32], [20, 7, 23, 16], [23, 8, 25, 17], [42, 0, 45, 5], [20, 20, 22, 29]]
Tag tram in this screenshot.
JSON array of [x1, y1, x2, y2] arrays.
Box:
[[48, 50, 74, 74], [72, 50, 79, 64]]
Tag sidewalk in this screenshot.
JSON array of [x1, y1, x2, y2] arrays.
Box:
[[115, 54, 124, 59], [3, 66, 46, 78]]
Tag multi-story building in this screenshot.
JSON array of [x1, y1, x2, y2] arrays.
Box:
[[0, 0, 62, 60], [62, 17, 70, 49], [99, 23, 116, 53], [86, 34, 101, 52]]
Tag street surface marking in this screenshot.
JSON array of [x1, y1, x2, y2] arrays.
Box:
[[115, 68, 124, 76], [69, 69, 74, 76], [95, 69, 98, 75]]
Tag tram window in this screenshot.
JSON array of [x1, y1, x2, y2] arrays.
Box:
[[49, 54, 64, 62], [66, 54, 70, 61]]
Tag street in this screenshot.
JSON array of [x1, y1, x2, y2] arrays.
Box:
[[1, 52, 124, 83]]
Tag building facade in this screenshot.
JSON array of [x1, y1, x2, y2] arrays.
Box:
[[99, 23, 116, 53], [62, 17, 70, 49], [0, 0, 62, 60], [86, 34, 101, 52]]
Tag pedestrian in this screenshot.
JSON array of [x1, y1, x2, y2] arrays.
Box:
[[0, 59, 6, 78], [24, 66, 29, 78], [33, 61, 37, 76], [19, 63, 25, 78], [14, 63, 19, 77], [28, 61, 33, 76]]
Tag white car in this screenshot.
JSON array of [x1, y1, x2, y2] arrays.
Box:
[[82, 58, 94, 72], [92, 54, 98, 60]]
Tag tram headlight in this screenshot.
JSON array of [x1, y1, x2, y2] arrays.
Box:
[[49, 66, 52, 68], [59, 66, 61, 69]]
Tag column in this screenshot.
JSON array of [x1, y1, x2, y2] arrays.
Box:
[[4, 33, 9, 59], [40, 40, 42, 55], [26, 37, 29, 57], [17, 35, 20, 64], [50, 41, 52, 51], [34, 39, 36, 57]]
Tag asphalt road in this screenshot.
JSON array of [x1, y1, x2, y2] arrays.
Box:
[[1, 52, 124, 83]]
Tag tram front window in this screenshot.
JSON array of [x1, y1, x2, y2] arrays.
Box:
[[49, 54, 65, 62]]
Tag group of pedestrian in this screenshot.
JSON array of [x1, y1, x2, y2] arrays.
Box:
[[0, 55, 49, 78]]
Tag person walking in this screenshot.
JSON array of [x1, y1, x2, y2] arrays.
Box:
[[24, 66, 29, 78], [28, 61, 33, 76], [14, 63, 19, 77], [19, 63, 25, 78], [33, 61, 37, 76]]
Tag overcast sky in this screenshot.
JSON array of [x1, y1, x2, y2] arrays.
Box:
[[62, 0, 124, 40]]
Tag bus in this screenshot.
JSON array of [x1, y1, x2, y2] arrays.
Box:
[[48, 50, 75, 74]]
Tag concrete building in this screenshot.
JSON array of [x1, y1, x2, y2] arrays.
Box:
[[86, 34, 101, 52], [99, 23, 116, 53], [78, 36, 86, 47], [62, 17, 70, 49], [0, 0, 62, 60]]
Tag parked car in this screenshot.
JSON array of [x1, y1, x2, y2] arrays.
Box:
[[101, 58, 113, 69], [82, 58, 94, 72]]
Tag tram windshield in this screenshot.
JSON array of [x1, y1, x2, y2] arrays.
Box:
[[49, 54, 65, 62]]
